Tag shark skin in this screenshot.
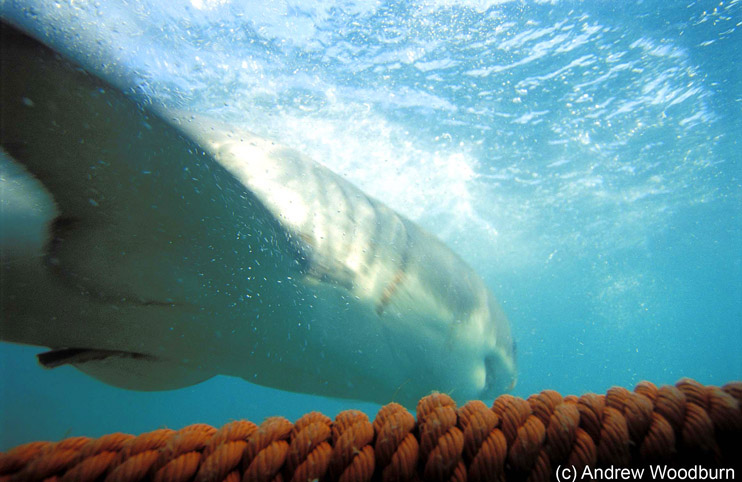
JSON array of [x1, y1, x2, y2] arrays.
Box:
[[0, 21, 516, 407]]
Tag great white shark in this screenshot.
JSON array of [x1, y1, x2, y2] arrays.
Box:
[[0, 20, 516, 407]]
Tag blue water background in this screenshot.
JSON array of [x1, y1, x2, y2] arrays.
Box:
[[1, 0, 740, 450]]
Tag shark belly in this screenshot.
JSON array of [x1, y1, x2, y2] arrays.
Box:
[[0, 20, 516, 406]]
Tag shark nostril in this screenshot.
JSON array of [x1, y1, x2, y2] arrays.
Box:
[[483, 354, 497, 395], [482, 352, 517, 399]]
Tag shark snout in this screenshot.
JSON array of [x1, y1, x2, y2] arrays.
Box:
[[481, 351, 517, 401]]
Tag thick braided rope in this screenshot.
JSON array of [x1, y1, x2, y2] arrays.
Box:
[[1, 378, 740, 481]]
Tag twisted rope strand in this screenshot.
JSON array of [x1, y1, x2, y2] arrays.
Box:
[[1, 378, 740, 482]]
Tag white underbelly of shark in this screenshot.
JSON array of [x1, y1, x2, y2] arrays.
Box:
[[0, 20, 516, 407]]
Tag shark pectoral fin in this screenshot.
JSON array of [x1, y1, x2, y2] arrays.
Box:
[[37, 347, 154, 368], [37, 348, 214, 391], [1, 21, 298, 312]]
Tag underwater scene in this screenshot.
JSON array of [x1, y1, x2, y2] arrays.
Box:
[[0, 0, 740, 453]]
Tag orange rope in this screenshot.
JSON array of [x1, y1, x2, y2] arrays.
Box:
[[1, 378, 740, 481]]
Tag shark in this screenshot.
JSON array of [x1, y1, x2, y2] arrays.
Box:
[[0, 20, 516, 407]]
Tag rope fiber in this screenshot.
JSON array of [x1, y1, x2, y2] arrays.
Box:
[[1, 378, 740, 481]]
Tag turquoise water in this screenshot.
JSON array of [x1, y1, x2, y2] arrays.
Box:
[[1, 0, 740, 450]]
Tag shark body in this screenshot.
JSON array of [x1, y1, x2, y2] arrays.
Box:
[[0, 21, 515, 406]]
